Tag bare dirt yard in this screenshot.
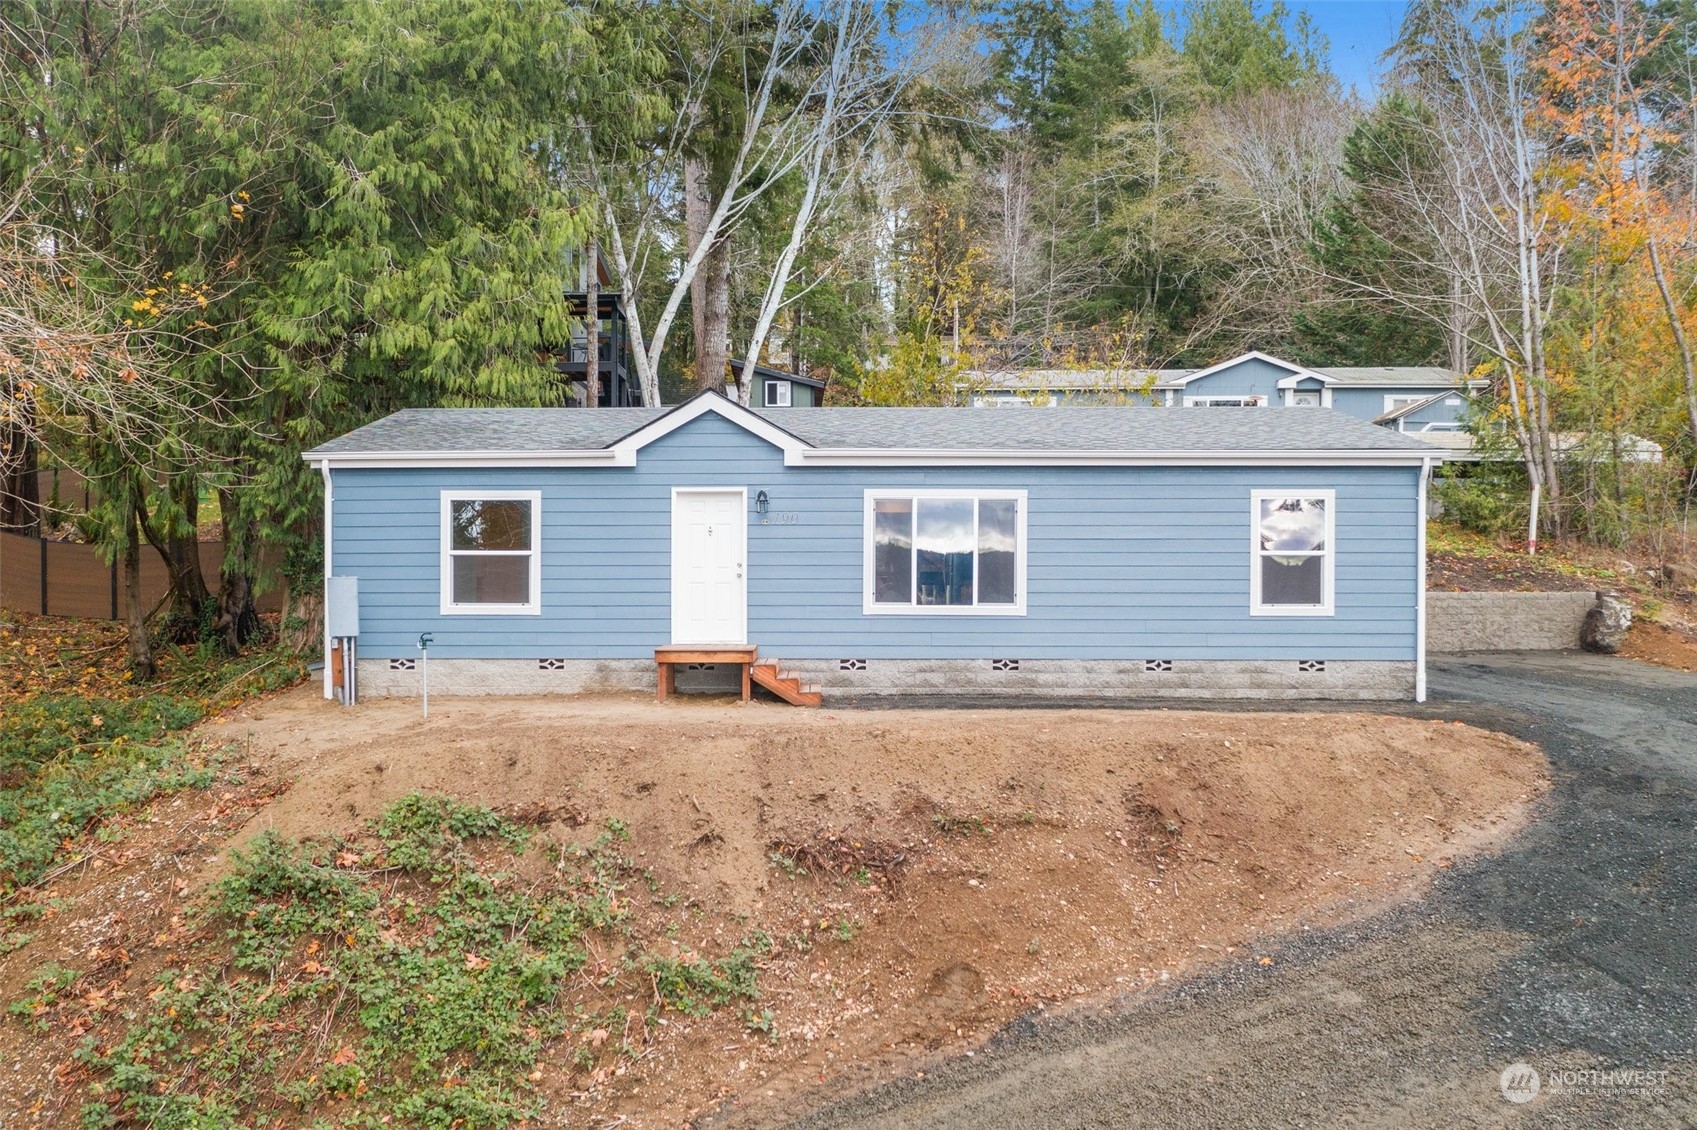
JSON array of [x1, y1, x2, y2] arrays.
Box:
[[0, 689, 1548, 1129]]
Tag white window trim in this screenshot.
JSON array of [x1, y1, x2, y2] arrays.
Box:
[[1249, 489, 1335, 617], [764, 379, 791, 407], [439, 490, 543, 615], [1184, 394, 1267, 407], [862, 489, 1028, 616]]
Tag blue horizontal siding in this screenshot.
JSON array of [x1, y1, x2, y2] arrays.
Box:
[[330, 412, 1421, 662], [1329, 386, 1464, 423], [1177, 357, 1290, 402]]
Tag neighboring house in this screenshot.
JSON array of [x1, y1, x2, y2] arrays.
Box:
[[305, 393, 1444, 704], [553, 291, 644, 407], [966, 351, 1486, 432], [1373, 391, 1472, 435], [730, 359, 825, 408]]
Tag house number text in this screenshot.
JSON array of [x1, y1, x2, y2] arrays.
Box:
[[761, 512, 800, 525]]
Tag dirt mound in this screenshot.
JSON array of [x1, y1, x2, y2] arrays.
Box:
[[2, 689, 1546, 1129], [1620, 620, 1697, 672]]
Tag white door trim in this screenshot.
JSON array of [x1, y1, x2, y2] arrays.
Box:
[[670, 487, 748, 644]]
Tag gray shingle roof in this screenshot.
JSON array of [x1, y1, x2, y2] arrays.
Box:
[[968, 364, 1472, 390], [764, 406, 1436, 451], [306, 398, 1442, 458], [969, 369, 1185, 390], [310, 407, 667, 454], [1314, 365, 1466, 386]]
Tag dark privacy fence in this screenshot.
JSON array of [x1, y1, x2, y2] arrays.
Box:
[[0, 532, 282, 620]]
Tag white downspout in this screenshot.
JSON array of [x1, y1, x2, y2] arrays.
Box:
[[321, 459, 334, 700], [1416, 457, 1431, 703]]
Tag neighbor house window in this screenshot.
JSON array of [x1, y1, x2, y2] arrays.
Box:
[[764, 380, 791, 407], [440, 491, 542, 615], [864, 490, 1026, 615], [1383, 394, 1429, 413], [1250, 490, 1334, 616], [1185, 395, 1265, 407]]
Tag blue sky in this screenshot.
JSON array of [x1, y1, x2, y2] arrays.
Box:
[[1287, 0, 1407, 93]]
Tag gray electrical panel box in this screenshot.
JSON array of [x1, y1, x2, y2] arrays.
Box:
[[326, 576, 360, 638]]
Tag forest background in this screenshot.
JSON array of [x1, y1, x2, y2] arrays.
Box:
[[3, 0, 1697, 674]]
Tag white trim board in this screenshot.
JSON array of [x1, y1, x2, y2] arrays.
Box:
[[312, 446, 1445, 470]]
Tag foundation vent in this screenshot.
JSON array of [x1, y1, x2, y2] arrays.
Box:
[[991, 658, 1021, 672], [1298, 660, 1327, 673], [839, 659, 868, 671], [538, 658, 570, 671], [1145, 659, 1174, 673], [389, 659, 416, 672]]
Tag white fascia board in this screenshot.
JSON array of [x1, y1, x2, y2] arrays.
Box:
[[608, 391, 809, 461], [1275, 371, 1338, 389], [786, 448, 1443, 468], [302, 449, 630, 469], [1162, 350, 1317, 388], [1327, 381, 1470, 389]]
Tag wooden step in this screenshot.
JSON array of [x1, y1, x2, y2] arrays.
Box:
[[750, 661, 822, 707]]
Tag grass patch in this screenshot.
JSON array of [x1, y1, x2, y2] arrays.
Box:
[[29, 798, 761, 1129], [0, 695, 215, 898], [644, 932, 768, 1017], [0, 642, 307, 900]]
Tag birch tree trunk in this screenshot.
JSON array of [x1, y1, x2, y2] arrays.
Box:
[[584, 238, 600, 408], [1644, 225, 1697, 457], [685, 156, 731, 394]]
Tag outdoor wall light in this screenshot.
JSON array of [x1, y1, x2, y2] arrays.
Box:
[[756, 490, 770, 514]]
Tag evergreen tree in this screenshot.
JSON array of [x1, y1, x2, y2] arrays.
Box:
[[1180, 0, 1328, 97]]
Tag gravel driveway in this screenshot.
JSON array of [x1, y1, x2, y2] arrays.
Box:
[[766, 653, 1697, 1129]]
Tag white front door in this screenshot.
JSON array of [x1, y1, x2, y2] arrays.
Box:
[[671, 489, 747, 644]]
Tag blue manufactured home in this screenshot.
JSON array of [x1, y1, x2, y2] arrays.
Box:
[[305, 393, 1443, 703], [968, 350, 1484, 433]]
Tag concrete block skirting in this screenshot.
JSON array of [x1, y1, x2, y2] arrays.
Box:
[[355, 657, 1416, 701], [356, 658, 653, 698], [789, 658, 1415, 700], [1426, 591, 1597, 652]]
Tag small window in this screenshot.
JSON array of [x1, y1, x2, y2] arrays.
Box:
[[1383, 394, 1429, 413], [1289, 391, 1321, 407], [1185, 395, 1265, 407], [764, 380, 791, 407], [1250, 491, 1334, 616], [864, 490, 1026, 615], [440, 491, 541, 615]]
